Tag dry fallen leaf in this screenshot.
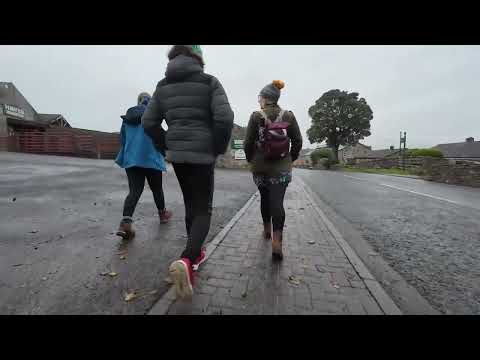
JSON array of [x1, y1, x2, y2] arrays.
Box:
[[288, 275, 301, 286], [124, 292, 138, 302]]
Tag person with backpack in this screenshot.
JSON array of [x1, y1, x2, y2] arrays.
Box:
[[142, 45, 234, 299], [115, 92, 172, 240], [243, 80, 303, 261]]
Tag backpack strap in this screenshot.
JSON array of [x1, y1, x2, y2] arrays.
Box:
[[258, 109, 286, 126], [276, 110, 286, 122], [258, 110, 269, 126]]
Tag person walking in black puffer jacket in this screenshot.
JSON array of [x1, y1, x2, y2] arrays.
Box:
[[142, 45, 234, 299]]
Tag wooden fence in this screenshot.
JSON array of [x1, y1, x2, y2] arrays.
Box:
[[0, 128, 120, 159]]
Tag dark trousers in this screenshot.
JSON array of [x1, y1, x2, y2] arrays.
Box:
[[258, 183, 288, 232], [123, 167, 165, 219], [173, 163, 214, 263]]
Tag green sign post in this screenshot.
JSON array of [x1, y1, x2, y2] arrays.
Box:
[[232, 139, 244, 149]]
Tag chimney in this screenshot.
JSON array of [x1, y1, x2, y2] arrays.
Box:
[[466, 137, 474, 143]]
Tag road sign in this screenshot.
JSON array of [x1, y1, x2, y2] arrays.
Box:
[[232, 139, 244, 149], [234, 149, 246, 160]]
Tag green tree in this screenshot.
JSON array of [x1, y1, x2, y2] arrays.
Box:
[[307, 89, 373, 161]]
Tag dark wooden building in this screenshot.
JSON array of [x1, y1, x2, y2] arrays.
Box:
[[0, 82, 71, 136]]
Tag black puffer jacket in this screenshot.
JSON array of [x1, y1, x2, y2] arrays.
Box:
[[142, 55, 234, 164]]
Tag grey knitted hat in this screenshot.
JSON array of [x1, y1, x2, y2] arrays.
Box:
[[137, 92, 151, 105], [259, 80, 285, 103]]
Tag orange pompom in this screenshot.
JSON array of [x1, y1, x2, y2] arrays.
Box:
[[272, 80, 285, 90]]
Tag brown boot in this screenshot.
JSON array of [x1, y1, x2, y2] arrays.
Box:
[[116, 220, 135, 240], [263, 222, 272, 240], [159, 209, 173, 224], [272, 231, 283, 261]]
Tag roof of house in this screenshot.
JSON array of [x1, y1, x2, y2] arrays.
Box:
[[35, 113, 71, 127], [434, 141, 480, 158], [299, 149, 315, 157], [36, 113, 62, 123], [339, 142, 372, 151]]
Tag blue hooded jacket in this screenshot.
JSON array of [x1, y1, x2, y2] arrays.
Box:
[[115, 104, 166, 171]]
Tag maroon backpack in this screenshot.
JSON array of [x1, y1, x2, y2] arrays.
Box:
[[257, 109, 290, 161]]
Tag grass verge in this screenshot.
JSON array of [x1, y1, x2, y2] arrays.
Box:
[[342, 166, 417, 176]]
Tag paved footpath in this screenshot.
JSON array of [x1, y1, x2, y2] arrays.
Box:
[[149, 177, 401, 315]]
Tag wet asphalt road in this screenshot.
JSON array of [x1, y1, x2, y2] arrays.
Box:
[[297, 169, 480, 315], [0, 153, 256, 315]]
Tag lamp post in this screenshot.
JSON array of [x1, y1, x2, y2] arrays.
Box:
[[399, 131, 407, 170]]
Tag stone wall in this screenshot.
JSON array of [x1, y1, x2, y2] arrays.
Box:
[[215, 123, 248, 169], [216, 150, 249, 169], [350, 157, 441, 173], [425, 159, 480, 188]]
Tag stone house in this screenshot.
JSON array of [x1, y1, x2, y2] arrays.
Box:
[[293, 149, 315, 167], [338, 143, 372, 164], [433, 137, 480, 160]]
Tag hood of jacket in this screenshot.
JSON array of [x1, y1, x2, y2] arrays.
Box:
[[165, 54, 203, 81], [121, 104, 147, 126]]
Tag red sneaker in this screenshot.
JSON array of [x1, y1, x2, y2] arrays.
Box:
[[192, 248, 206, 272], [159, 209, 173, 224], [169, 258, 194, 300]]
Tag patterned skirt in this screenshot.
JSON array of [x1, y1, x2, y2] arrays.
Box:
[[253, 171, 292, 188]]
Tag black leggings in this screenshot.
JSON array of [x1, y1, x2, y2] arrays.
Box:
[[258, 183, 288, 232], [123, 167, 165, 218], [173, 163, 214, 263]]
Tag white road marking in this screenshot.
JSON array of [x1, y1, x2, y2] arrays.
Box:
[[342, 174, 462, 206], [343, 174, 370, 182], [378, 183, 461, 206]]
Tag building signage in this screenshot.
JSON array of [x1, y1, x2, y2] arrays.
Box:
[[234, 149, 246, 160], [4, 104, 25, 119]]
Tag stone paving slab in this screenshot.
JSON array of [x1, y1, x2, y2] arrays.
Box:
[[153, 178, 400, 315]]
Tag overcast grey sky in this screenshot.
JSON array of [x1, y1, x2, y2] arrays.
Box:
[[1, 45, 478, 149]]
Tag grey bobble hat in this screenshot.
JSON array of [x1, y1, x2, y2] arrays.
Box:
[[259, 80, 285, 103], [137, 92, 151, 105]]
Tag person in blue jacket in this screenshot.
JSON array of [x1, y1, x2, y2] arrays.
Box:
[[115, 92, 172, 239]]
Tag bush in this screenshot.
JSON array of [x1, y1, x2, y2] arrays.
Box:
[[406, 148, 443, 158], [310, 148, 333, 166]]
